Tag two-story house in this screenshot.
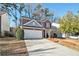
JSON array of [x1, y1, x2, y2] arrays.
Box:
[[20, 17, 52, 39], [0, 12, 9, 37]]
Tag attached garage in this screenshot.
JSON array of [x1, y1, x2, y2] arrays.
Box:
[[24, 29, 43, 39]]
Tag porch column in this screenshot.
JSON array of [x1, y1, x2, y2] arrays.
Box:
[[45, 29, 47, 38], [48, 29, 52, 38]]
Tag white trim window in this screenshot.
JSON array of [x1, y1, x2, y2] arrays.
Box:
[[46, 23, 50, 28]]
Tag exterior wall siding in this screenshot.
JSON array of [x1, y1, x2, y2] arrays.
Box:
[[0, 16, 1, 36], [1, 13, 9, 36]]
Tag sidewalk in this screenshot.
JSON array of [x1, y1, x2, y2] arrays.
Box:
[[25, 39, 79, 56]]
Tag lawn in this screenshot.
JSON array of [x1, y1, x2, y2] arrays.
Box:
[[0, 37, 29, 56], [49, 38, 79, 51]]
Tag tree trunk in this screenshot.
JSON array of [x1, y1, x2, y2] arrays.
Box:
[[15, 9, 17, 27]]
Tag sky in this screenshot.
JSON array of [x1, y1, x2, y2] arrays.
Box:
[[10, 3, 79, 27], [42, 3, 79, 17]]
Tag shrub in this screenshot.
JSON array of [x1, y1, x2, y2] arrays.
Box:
[[15, 27, 24, 40]]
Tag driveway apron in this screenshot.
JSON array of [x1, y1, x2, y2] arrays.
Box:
[[25, 39, 79, 56]]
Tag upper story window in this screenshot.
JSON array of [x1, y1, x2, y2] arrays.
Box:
[[46, 22, 51, 28]]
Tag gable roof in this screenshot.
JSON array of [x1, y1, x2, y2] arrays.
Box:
[[23, 19, 43, 28], [21, 17, 31, 24], [21, 17, 51, 24]]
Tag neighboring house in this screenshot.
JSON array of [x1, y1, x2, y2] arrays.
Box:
[[51, 22, 61, 38], [0, 12, 9, 37], [20, 17, 52, 39], [51, 22, 65, 38]]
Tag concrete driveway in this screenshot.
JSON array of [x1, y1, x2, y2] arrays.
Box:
[[25, 39, 79, 56]]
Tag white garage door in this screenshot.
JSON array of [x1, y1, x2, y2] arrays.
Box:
[[24, 29, 43, 38]]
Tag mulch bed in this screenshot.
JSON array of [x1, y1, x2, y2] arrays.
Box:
[[49, 38, 79, 51], [0, 37, 29, 56]]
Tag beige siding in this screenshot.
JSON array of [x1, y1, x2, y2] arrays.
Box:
[[1, 13, 9, 36]]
